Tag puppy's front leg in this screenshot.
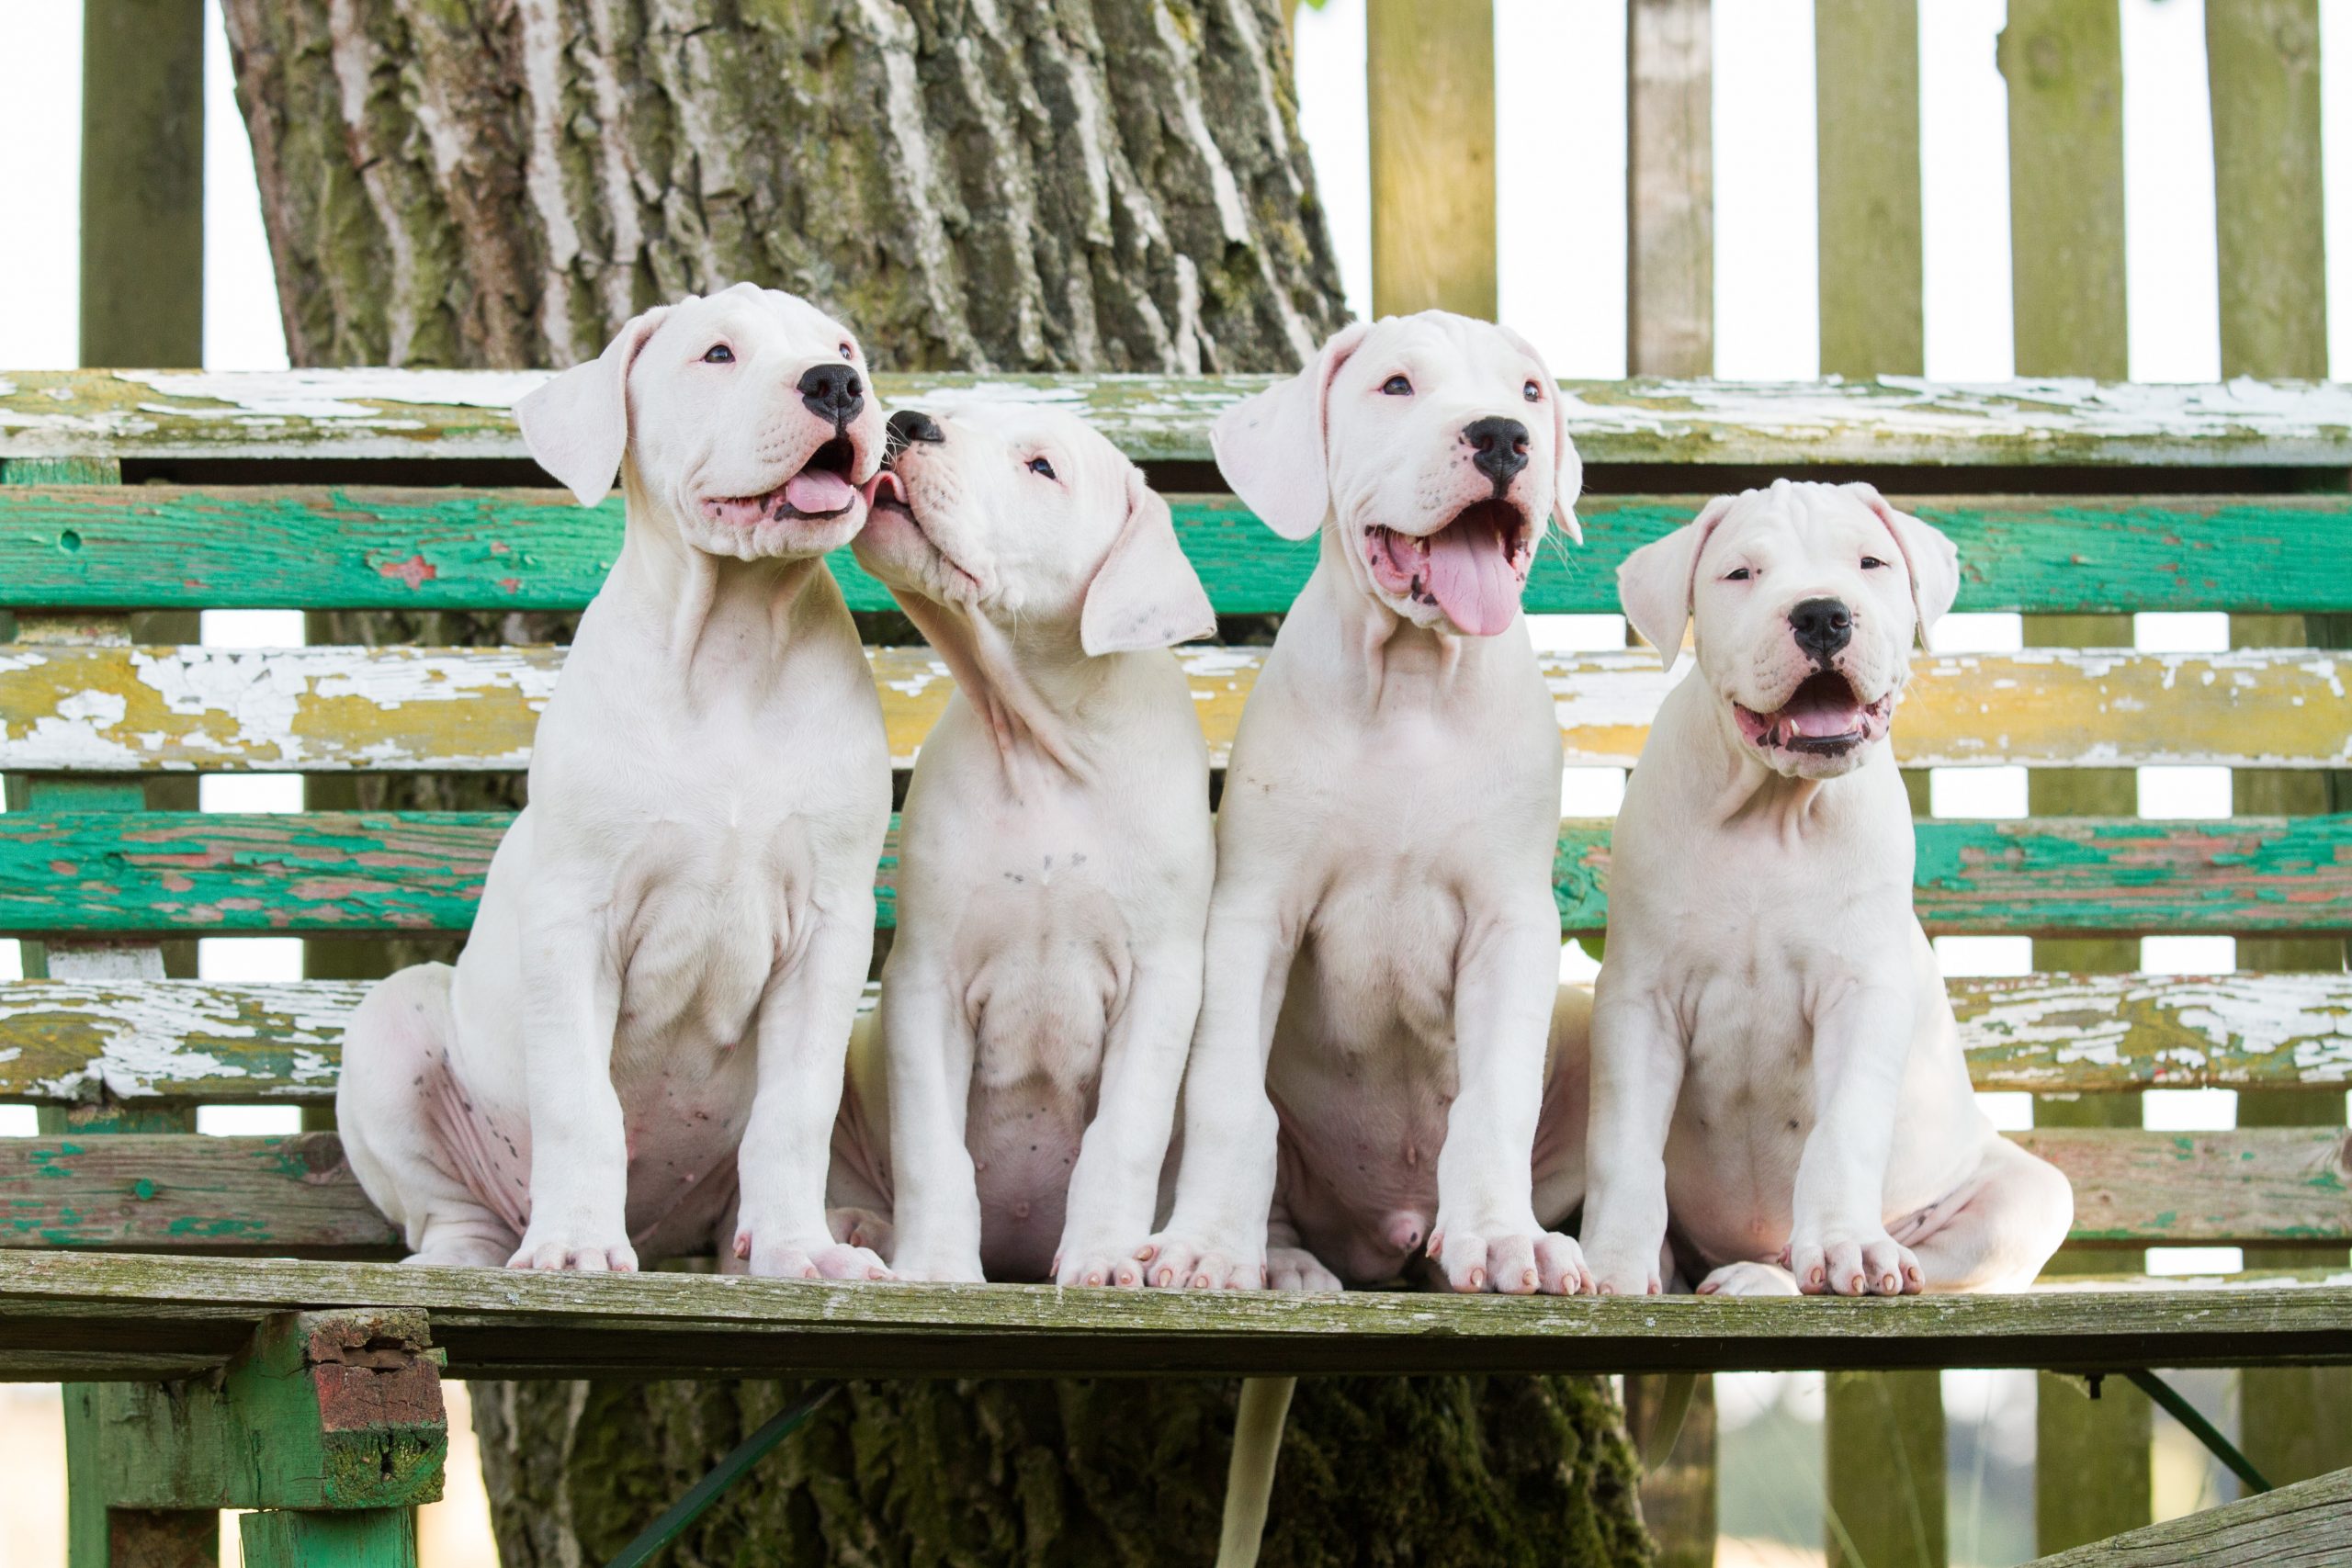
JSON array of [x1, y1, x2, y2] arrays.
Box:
[[876, 950, 986, 1282], [510, 899, 632, 1271], [1578, 972, 1688, 1296], [1054, 948, 1204, 1287], [734, 900, 893, 1280], [1140, 896, 1295, 1290], [1789, 978, 1922, 1296], [1432, 898, 1590, 1295]]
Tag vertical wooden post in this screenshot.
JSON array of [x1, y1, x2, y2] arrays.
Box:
[[2208, 0, 2352, 1495], [1815, 0, 1923, 378], [1999, 3, 2149, 1552], [1623, 1373, 1717, 1568], [1627, 0, 1712, 375], [79, 0, 206, 368], [1365, 0, 1497, 319], [1824, 1371, 1946, 1568], [1815, 9, 1943, 1562]]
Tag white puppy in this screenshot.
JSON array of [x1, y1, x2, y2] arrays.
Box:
[[1579, 480, 2073, 1297], [338, 284, 895, 1280], [825, 402, 1217, 1284], [1140, 311, 1594, 1297]]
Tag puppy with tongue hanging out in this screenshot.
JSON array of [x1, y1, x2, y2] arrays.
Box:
[[1577, 480, 2074, 1298]]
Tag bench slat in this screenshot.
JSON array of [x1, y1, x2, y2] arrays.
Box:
[[0, 1129, 2339, 1258], [3, 1252, 2347, 1382], [3, 811, 2346, 937], [5, 488, 2350, 615], [5, 974, 2344, 1105], [8, 369, 2352, 467], [6, 643, 2344, 774]]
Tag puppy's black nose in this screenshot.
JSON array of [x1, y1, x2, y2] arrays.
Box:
[[797, 363, 865, 426], [886, 408, 944, 449], [1464, 416, 1531, 491], [1789, 598, 1854, 660]]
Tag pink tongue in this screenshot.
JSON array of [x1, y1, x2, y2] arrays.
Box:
[[1421, 517, 1521, 637], [784, 468, 855, 515], [1784, 682, 1862, 737]]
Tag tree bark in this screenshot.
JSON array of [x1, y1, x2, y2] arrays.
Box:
[[220, 5, 1648, 1562]]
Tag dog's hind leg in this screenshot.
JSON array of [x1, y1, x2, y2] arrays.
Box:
[[1891, 1135, 2075, 1292], [336, 964, 521, 1268]]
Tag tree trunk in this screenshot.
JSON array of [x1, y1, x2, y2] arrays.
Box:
[[220, 5, 1650, 1562]]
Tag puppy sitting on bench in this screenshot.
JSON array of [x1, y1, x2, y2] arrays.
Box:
[[1578, 480, 2073, 1296], [339, 285, 894, 1280], [826, 402, 1216, 1284]]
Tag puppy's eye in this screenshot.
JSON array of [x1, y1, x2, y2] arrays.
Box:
[[839, 343, 854, 361], [1026, 456, 1057, 479], [1523, 379, 1544, 402], [1381, 375, 1413, 396], [702, 344, 734, 364], [1860, 555, 1889, 570], [1724, 567, 1752, 582]]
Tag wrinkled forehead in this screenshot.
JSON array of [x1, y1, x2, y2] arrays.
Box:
[[1339, 313, 1540, 398], [1701, 486, 1885, 569], [656, 286, 855, 357], [950, 403, 1122, 472]]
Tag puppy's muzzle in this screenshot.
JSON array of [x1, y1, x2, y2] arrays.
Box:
[[798, 363, 865, 429], [1464, 416, 1531, 495], [1789, 597, 1853, 663], [886, 408, 944, 457]]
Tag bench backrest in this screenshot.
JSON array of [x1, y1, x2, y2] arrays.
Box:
[[2, 368, 2347, 1259]]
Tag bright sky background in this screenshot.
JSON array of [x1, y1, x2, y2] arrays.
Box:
[[0, 0, 2341, 1246]]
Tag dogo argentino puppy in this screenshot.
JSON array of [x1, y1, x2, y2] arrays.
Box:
[[1579, 480, 2073, 1297], [824, 402, 1217, 1284], [338, 285, 896, 1280], [1139, 311, 1595, 1298]]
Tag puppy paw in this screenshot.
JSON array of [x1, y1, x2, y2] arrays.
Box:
[[1695, 1260, 1802, 1297], [1135, 1231, 1265, 1291], [1054, 1237, 1148, 1288], [1430, 1218, 1592, 1295], [736, 1230, 895, 1281], [1266, 1246, 1343, 1293], [881, 1248, 984, 1284], [1786, 1229, 1920, 1296], [507, 1227, 639, 1274], [1578, 1241, 1664, 1298]]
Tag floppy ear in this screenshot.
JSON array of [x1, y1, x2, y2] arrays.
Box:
[[514, 307, 672, 507], [1081, 468, 1218, 656], [1209, 320, 1373, 540], [1617, 494, 1736, 655], [1498, 325, 1582, 544], [1849, 483, 1960, 650]]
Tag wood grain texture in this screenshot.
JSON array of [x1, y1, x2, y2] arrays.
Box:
[[239, 1509, 419, 1568], [2, 1252, 2348, 1383], [5, 811, 2348, 939], [10, 642, 2348, 774], [3, 1128, 2338, 1258], [1826, 1370, 1945, 1568], [77, 0, 204, 369], [1999, 0, 2128, 380], [10, 370, 2352, 467], [2206, 0, 2327, 381], [1815, 0, 1923, 378], [2022, 1461, 2352, 1566], [1627, 0, 1713, 375], [4, 972, 2341, 1108], [1366, 0, 1495, 319]]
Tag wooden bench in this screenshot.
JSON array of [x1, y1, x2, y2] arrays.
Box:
[[4, 367, 2349, 1564]]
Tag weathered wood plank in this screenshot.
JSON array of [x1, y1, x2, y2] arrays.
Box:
[[1815, 0, 1923, 379], [1, 1253, 2347, 1383], [3, 973, 2342, 1108], [8, 370, 2352, 467], [3, 1129, 2337, 1258], [9, 642, 2347, 774], [1366, 0, 1495, 320], [2207, 1, 2327, 383], [240, 1508, 420, 1568], [1627, 0, 1713, 375], [2023, 1461, 2352, 1566], [2000, 0, 2128, 382], [1825, 1370, 1945, 1568], [4, 811, 2346, 938], [7, 488, 2352, 615]]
